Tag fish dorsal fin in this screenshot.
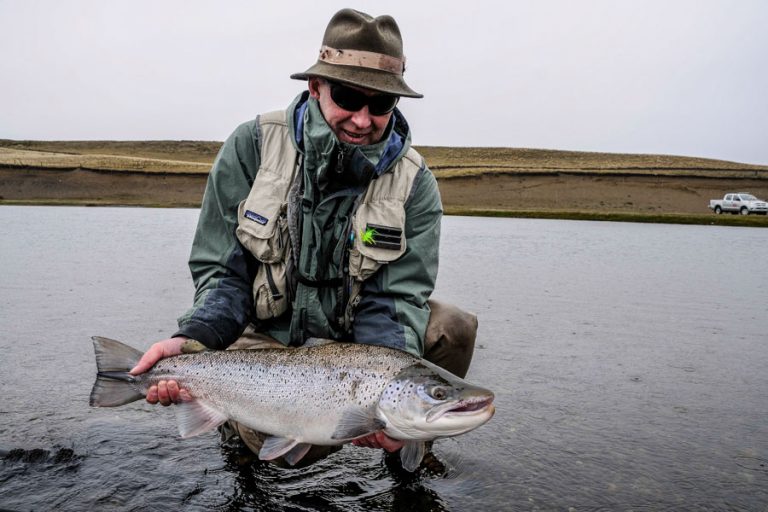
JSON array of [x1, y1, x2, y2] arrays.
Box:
[[303, 337, 336, 347], [400, 441, 427, 472], [282, 443, 313, 466], [175, 399, 229, 438], [259, 436, 301, 461], [331, 407, 386, 441]]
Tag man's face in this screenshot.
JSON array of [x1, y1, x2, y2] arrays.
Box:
[[309, 78, 396, 146]]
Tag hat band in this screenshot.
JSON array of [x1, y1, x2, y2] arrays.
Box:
[[318, 45, 405, 75]]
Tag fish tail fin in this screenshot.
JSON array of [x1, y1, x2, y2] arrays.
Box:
[[89, 336, 144, 407]]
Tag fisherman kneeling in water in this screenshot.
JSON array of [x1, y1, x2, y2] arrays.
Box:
[[131, 8, 477, 466]]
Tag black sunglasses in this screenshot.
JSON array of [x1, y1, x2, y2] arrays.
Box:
[[328, 81, 399, 116]]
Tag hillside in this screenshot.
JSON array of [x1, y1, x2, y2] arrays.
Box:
[[1, 140, 766, 225]]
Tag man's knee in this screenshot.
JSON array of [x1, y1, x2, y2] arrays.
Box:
[[423, 300, 478, 378], [229, 325, 285, 351]]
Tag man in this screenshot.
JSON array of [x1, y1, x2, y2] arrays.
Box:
[[131, 8, 477, 463]]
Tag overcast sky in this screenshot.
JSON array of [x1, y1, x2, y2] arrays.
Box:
[[1, 0, 767, 164]]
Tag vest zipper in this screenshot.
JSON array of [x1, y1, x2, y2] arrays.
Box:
[[264, 265, 282, 300], [277, 213, 285, 251], [335, 145, 345, 174], [336, 224, 354, 328]]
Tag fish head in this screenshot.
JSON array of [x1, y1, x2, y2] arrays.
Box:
[[377, 360, 495, 441]]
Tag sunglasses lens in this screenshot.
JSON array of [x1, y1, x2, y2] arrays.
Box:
[[368, 95, 399, 116], [329, 83, 398, 116], [329, 84, 366, 111]]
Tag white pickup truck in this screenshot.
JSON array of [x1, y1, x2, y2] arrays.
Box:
[[709, 193, 768, 215]]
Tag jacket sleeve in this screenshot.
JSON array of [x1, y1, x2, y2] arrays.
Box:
[[351, 165, 442, 356], [174, 120, 262, 349]]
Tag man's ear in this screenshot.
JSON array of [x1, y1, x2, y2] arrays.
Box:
[[308, 78, 322, 99]]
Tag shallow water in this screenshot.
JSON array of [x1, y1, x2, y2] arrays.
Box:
[[1, 206, 766, 511]]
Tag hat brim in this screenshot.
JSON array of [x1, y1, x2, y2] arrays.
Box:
[[291, 61, 423, 98]]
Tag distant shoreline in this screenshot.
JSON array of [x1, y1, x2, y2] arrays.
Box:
[[2, 140, 767, 227]]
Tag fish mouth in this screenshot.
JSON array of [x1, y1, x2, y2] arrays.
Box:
[[426, 395, 495, 423]]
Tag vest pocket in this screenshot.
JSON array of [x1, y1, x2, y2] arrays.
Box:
[[253, 257, 289, 320], [236, 199, 289, 263], [348, 199, 407, 281]]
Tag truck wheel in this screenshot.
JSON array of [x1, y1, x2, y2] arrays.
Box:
[[714, 206, 722, 214], [740, 207, 749, 215]]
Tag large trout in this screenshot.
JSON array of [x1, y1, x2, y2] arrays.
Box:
[[89, 337, 495, 471]]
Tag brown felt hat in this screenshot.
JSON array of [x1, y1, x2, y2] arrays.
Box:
[[291, 8, 423, 98]]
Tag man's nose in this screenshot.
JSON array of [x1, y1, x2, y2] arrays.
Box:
[[349, 106, 372, 129]]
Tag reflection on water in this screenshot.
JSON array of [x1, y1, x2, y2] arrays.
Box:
[[1, 206, 767, 510], [214, 444, 451, 511]]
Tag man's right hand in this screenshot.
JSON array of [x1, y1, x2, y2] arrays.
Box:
[[130, 337, 189, 406]]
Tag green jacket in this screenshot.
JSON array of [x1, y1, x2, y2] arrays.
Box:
[[175, 92, 442, 356]]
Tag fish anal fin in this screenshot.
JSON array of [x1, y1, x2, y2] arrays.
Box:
[[259, 436, 300, 461], [331, 407, 385, 441], [176, 399, 229, 438], [400, 441, 427, 472]]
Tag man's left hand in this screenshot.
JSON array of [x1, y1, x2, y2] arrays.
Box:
[[351, 431, 404, 452]]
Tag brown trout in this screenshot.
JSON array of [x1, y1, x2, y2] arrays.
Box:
[[89, 336, 495, 471]]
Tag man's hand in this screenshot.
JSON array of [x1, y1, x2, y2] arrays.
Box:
[[130, 337, 189, 406], [351, 431, 404, 452]]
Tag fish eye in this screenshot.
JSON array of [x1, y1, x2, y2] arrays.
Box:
[[429, 386, 448, 401]]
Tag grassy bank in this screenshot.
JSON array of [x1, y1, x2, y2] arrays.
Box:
[[445, 207, 768, 227], [3, 199, 766, 227], [2, 140, 767, 227]]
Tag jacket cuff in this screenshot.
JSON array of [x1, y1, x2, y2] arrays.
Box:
[[174, 321, 225, 350]]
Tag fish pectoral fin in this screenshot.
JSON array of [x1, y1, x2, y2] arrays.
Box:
[[175, 399, 229, 438], [400, 441, 427, 472], [331, 407, 386, 441], [258, 436, 301, 461]]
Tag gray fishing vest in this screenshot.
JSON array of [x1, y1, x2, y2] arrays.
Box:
[[235, 109, 424, 331]]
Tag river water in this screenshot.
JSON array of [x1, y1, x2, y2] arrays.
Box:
[[1, 206, 766, 511]]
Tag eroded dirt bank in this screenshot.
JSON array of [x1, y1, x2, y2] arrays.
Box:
[[0, 167, 207, 207], [2, 141, 766, 221], [3, 166, 768, 216], [437, 173, 768, 215]]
